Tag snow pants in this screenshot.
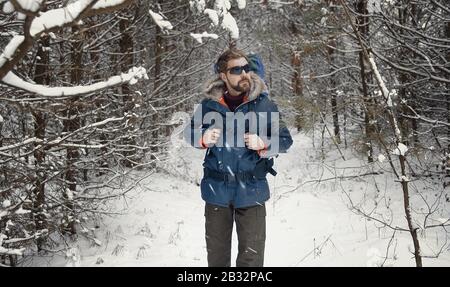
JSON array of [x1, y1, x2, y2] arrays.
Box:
[[204, 203, 266, 267]]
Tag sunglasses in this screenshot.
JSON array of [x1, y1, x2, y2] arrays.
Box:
[[227, 64, 250, 75]]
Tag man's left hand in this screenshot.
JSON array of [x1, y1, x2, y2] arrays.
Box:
[[244, 133, 266, 151]]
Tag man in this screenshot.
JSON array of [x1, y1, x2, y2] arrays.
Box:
[[184, 48, 293, 267]]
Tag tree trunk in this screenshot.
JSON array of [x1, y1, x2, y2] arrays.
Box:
[[346, 0, 423, 266], [63, 25, 84, 235], [446, 22, 450, 146], [0, 99, 4, 187], [399, 155, 422, 267], [89, 33, 108, 176], [32, 34, 50, 250], [292, 50, 304, 132], [397, 2, 420, 146], [409, 3, 419, 145], [356, 0, 374, 162], [397, 3, 413, 146], [148, 20, 164, 168], [119, 11, 136, 167], [327, 37, 341, 144], [397, 4, 409, 145]]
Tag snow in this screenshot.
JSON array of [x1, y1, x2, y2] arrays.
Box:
[[207, 0, 240, 39], [377, 154, 386, 163], [92, 0, 129, 10], [391, 143, 408, 156], [368, 56, 391, 107], [14, 206, 31, 215], [222, 12, 239, 39], [0, 246, 26, 256], [190, 0, 206, 13], [153, 0, 240, 40], [17, 12, 26, 20], [3, 1, 131, 38], [66, 188, 74, 201], [15, 0, 43, 12], [236, 0, 246, 9], [190, 32, 219, 44], [149, 10, 173, 31], [65, 247, 81, 267], [226, 165, 235, 176], [29, 0, 94, 37], [0, 35, 24, 70], [208, 184, 216, 196], [400, 175, 410, 182], [2, 66, 148, 96], [0, 210, 8, 222], [214, 0, 231, 16], [0, 210, 7, 221], [204, 9, 219, 26], [436, 218, 449, 225], [368, 0, 381, 13], [366, 247, 382, 267], [26, 131, 450, 267], [2, 1, 15, 13], [2, 200, 11, 208]]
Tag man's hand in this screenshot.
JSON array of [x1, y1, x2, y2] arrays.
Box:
[[202, 128, 221, 147], [244, 133, 266, 151]]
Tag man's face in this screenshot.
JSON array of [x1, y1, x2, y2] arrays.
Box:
[[220, 57, 251, 96]]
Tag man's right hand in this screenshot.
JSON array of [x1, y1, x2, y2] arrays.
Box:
[[202, 128, 221, 147]]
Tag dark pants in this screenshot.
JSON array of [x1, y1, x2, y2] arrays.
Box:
[[204, 203, 266, 267]]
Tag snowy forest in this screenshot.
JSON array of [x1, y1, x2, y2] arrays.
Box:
[[0, 0, 449, 267]]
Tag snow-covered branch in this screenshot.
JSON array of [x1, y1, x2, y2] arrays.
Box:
[[190, 32, 218, 44], [8, 0, 43, 15], [1, 67, 148, 97], [0, 117, 124, 153], [29, 0, 99, 37], [0, 0, 136, 80], [149, 10, 173, 31], [0, 137, 41, 152], [0, 246, 26, 256], [0, 35, 24, 70]]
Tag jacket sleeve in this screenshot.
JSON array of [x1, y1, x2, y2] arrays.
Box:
[[183, 99, 210, 149], [258, 97, 293, 158]]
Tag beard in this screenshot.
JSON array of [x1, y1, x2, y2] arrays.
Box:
[[230, 79, 250, 92]]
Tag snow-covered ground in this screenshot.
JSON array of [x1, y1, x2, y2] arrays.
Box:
[[26, 130, 450, 267]]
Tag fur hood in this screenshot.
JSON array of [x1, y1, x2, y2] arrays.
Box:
[[203, 72, 267, 102]]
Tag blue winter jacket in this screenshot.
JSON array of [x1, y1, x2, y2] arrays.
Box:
[[184, 72, 293, 208]]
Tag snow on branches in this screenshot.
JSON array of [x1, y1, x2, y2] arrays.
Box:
[[149, 10, 173, 31], [2, 67, 148, 97], [188, 0, 245, 40], [0, 0, 143, 95]]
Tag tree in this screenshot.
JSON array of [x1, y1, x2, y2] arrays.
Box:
[[0, 0, 248, 266]]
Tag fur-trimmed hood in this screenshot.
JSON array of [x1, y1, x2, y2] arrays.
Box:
[[203, 72, 267, 102]]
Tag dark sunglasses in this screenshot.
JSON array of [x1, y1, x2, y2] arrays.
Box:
[[227, 64, 250, 75]]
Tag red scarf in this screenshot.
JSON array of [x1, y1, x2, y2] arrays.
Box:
[[223, 91, 245, 112]]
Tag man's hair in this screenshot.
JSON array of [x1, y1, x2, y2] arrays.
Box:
[[216, 48, 249, 74]]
